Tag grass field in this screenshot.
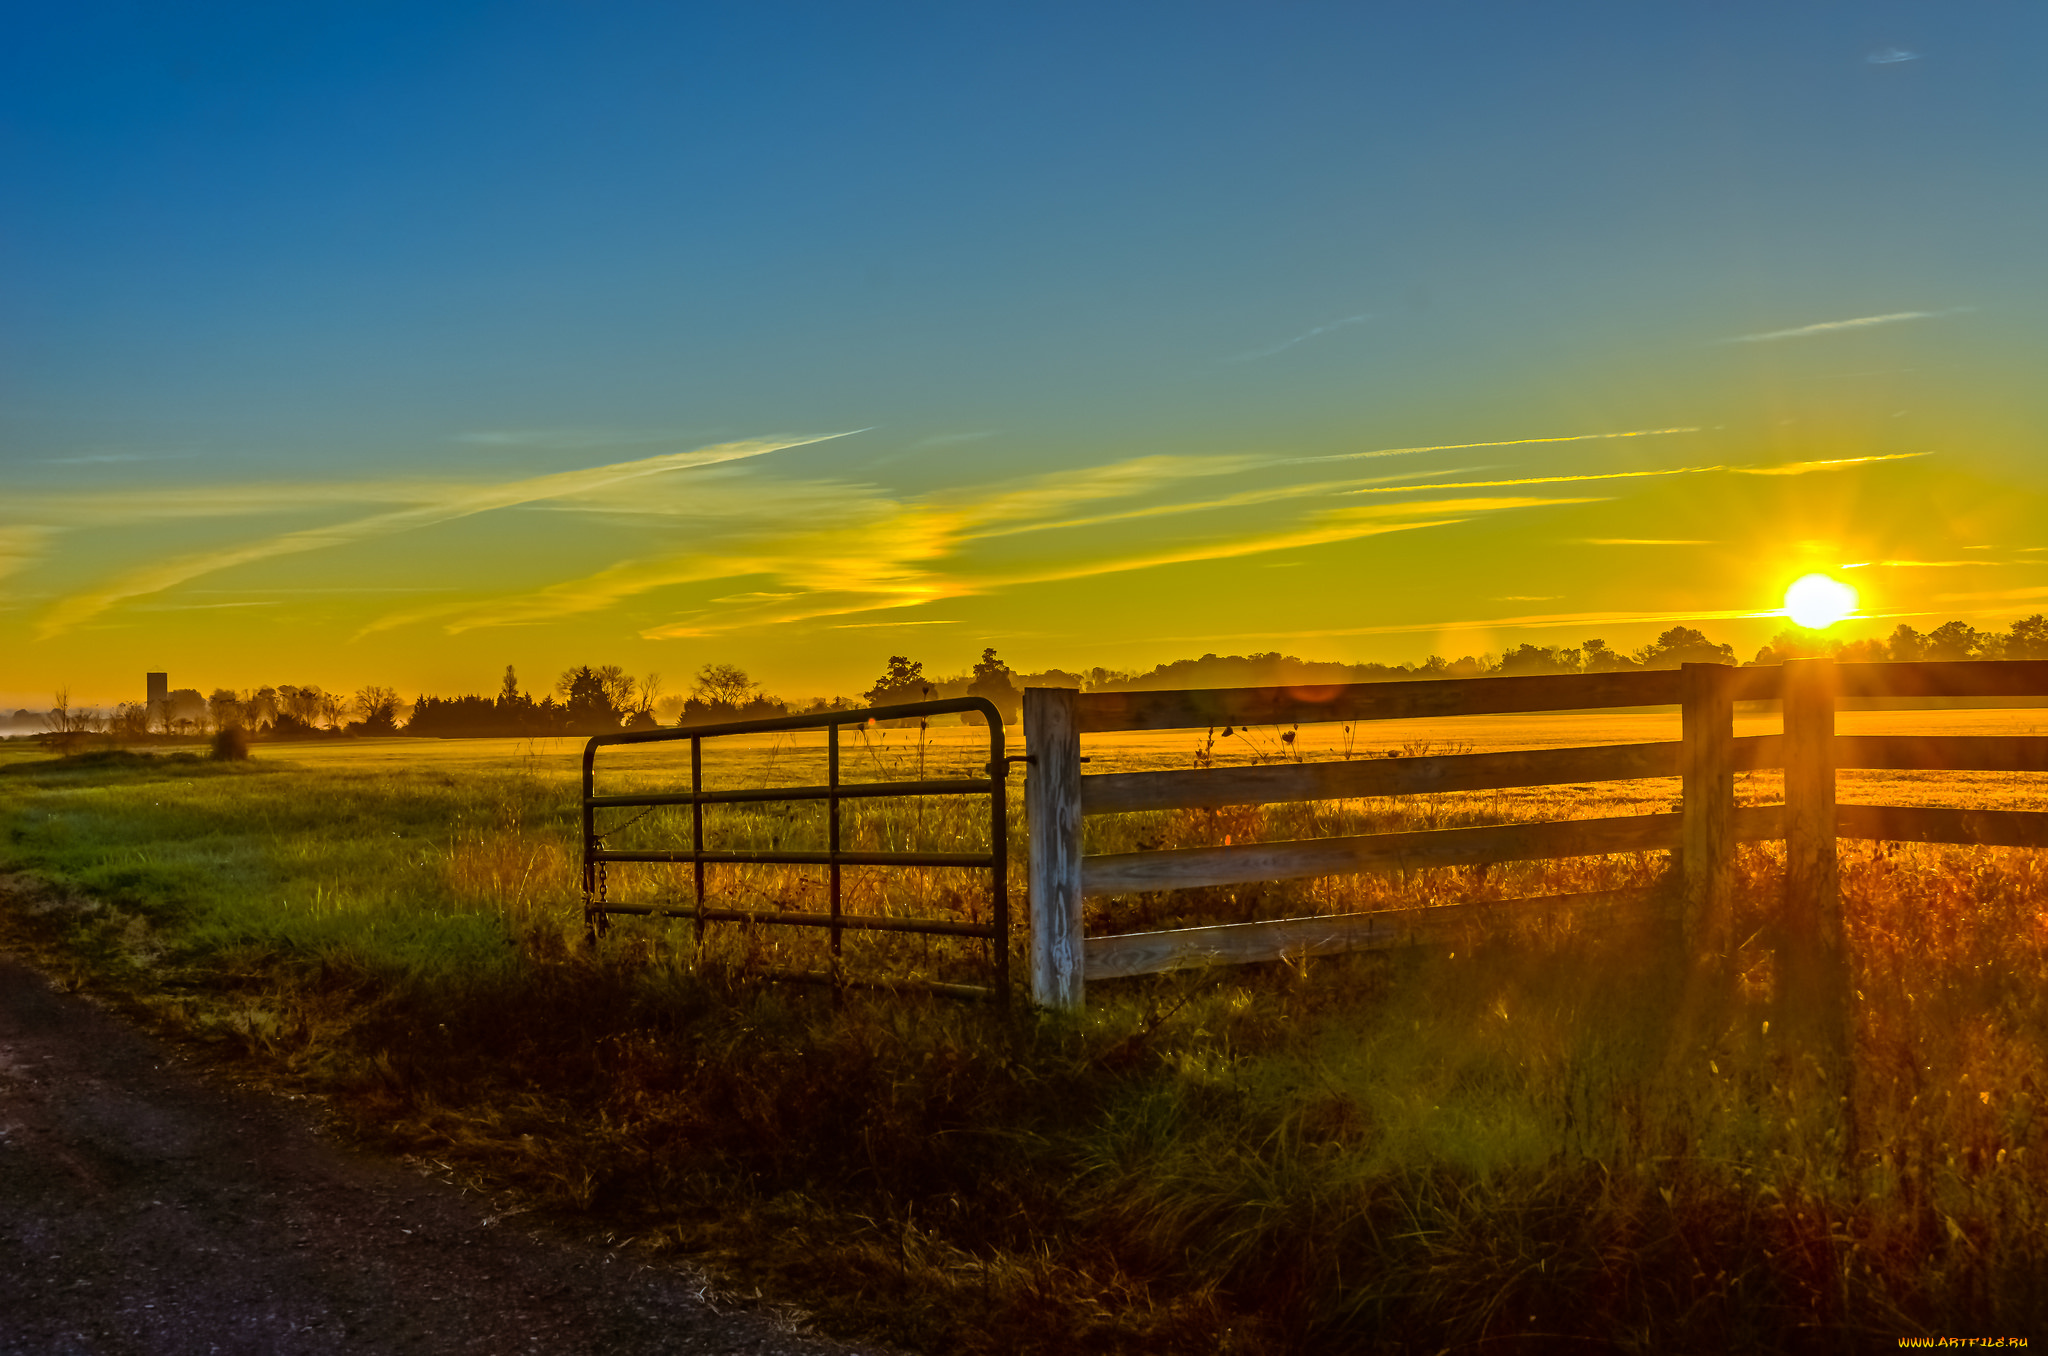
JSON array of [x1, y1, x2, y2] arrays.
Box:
[[2, 710, 2045, 1352]]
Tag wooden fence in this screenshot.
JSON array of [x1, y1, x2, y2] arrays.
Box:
[[1023, 658, 2048, 1010]]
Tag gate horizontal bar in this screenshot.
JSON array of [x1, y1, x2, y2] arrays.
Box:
[[585, 695, 1006, 747], [593, 848, 997, 868], [1085, 885, 1669, 980], [588, 776, 996, 809], [591, 904, 998, 937]]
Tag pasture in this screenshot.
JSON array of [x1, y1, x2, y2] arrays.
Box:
[[1, 707, 2045, 1352]]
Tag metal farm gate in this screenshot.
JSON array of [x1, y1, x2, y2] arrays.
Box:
[[581, 697, 1013, 999]]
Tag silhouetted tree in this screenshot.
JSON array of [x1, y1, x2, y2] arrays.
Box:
[[1496, 644, 1581, 676], [559, 666, 621, 734], [966, 647, 1019, 723], [1924, 620, 1987, 662], [2007, 614, 2048, 660], [349, 686, 402, 735], [694, 664, 756, 708], [864, 656, 929, 706], [1633, 626, 1736, 668]]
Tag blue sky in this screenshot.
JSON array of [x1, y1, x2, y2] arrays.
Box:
[[6, 2, 2047, 706]]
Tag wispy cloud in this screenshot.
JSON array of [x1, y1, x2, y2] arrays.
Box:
[[1279, 425, 1698, 468], [1578, 538, 1714, 546], [1731, 452, 1930, 476], [1867, 47, 1920, 64], [0, 526, 57, 582], [1722, 311, 1965, 344], [674, 496, 1603, 638], [37, 451, 199, 466], [1351, 466, 1714, 494], [35, 435, 838, 638], [1933, 587, 2048, 604], [1840, 559, 2016, 570], [1223, 313, 1375, 363], [13, 481, 464, 525], [1132, 603, 1790, 647], [964, 467, 1480, 541], [828, 619, 963, 629], [453, 427, 725, 451], [60, 420, 1689, 645]]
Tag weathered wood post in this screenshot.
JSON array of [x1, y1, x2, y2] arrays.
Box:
[[1781, 656, 1855, 1145], [1680, 662, 1736, 957], [1024, 686, 1085, 1011], [1782, 656, 1842, 979]]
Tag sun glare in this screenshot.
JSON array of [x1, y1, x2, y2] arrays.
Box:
[[1785, 573, 1858, 629]]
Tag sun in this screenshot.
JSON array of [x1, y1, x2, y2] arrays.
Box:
[[1784, 573, 1858, 629]]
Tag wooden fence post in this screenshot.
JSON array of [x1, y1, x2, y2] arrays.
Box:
[[1024, 686, 1085, 1011], [1680, 662, 1735, 956], [1782, 656, 1853, 1099], [1782, 656, 1841, 963]]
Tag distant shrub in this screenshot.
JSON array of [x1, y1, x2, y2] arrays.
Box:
[[209, 724, 251, 761]]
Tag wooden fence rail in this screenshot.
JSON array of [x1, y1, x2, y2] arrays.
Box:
[[1025, 659, 2048, 1011]]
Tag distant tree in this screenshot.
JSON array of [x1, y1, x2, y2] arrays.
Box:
[[1833, 636, 1890, 663], [1751, 628, 1830, 665], [1496, 644, 1580, 677], [634, 672, 662, 718], [1886, 624, 1927, 662], [966, 648, 1019, 723], [110, 701, 152, 739], [693, 664, 757, 708], [2007, 614, 2048, 660], [166, 688, 209, 734], [42, 689, 91, 753], [559, 666, 622, 734], [593, 664, 637, 714], [1923, 621, 1984, 662], [348, 686, 402, 735], [1580, 639, 1640, 673], [317, 690, 348, 731], [863, 656, 930, 706], [1633, 626, 1736, 668], [207, 688, 243, 732], [500, 664, 521, 703]]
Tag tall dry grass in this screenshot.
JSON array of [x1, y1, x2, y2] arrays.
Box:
[[2, 738, 2045, 1350]]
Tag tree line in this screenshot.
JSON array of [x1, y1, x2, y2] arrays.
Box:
[[17, 612, 2046, 744]]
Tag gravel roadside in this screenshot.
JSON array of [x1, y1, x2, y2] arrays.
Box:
[[0, 954, 891, 1356]]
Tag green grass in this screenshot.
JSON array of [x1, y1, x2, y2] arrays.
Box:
[[2, 733, 2045, 1352]]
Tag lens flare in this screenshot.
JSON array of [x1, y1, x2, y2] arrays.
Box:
[[1785, 573, 1858, 629]]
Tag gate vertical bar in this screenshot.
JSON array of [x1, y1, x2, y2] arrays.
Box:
[[1680, 662, 1736, 957], [1024, 686, 1084, 1011], [580, 740, 599, 933], [828, 721, 842, 960], [987, 709, 1009, 1002], [691, 735, 706, 938]]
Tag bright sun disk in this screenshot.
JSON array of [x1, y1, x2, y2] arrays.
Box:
[[1785, 573, 1858, 629]]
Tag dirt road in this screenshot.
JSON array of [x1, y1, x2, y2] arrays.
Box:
[[0, 955, 886, 1356]]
